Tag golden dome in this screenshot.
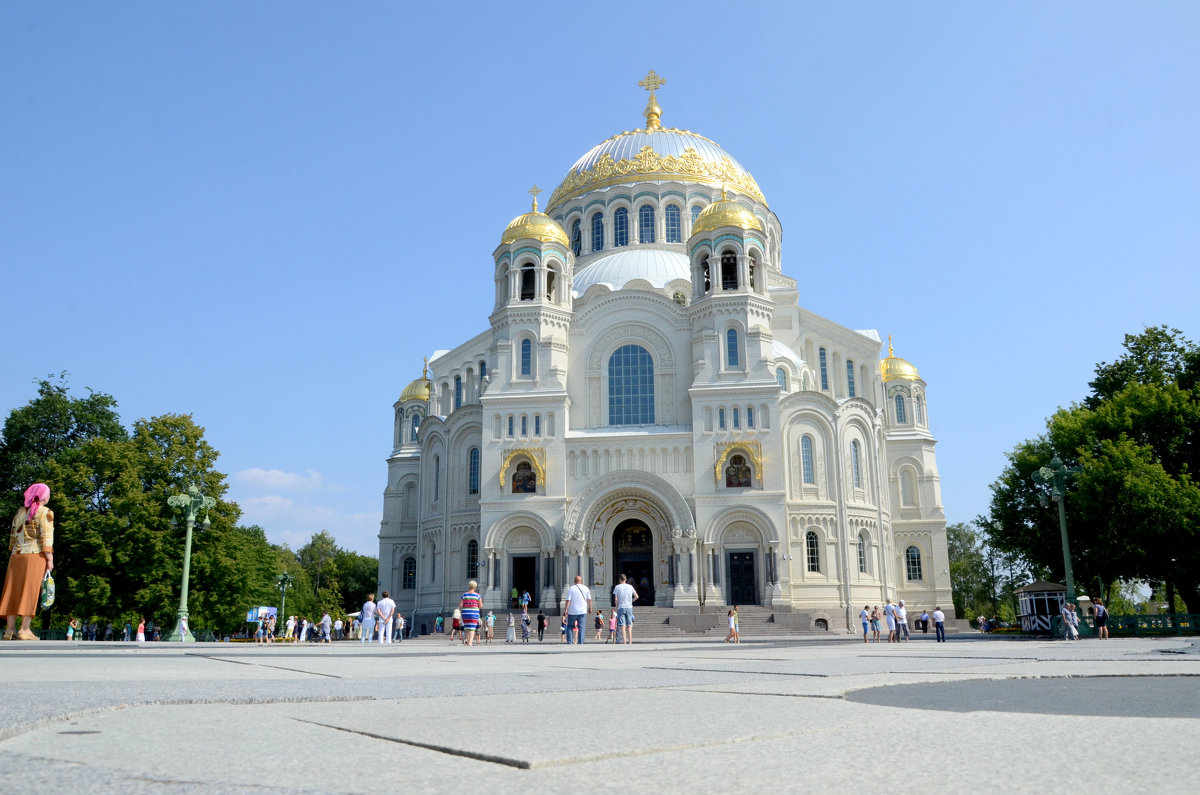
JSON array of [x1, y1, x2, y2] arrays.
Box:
[[501, 188, 570, 247], [691, 191, 763, 235], [400, 360, 432, 402], [880, 337, 921, 382]]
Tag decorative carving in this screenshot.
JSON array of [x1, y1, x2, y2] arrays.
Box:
[[499, 448, 546, 489], [714, 441, 763, 484], [507, 528, 540, 549], [587, 324, 675, 370]]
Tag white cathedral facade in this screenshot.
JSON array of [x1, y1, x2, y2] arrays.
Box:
[[378, 76, 953, 632]]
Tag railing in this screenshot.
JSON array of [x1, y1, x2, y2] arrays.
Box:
[[1052, 613, 1197, 637]]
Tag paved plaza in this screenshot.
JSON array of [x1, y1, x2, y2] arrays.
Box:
[[0, 634, 1196, 793]]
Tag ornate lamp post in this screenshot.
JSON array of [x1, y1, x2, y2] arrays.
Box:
[[1033, 455, 1077, 603], [165, 485, 215, 642], [277, 572, 295, 627]]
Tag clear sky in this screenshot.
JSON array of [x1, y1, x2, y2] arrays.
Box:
[[3, 3, 1197, 555]]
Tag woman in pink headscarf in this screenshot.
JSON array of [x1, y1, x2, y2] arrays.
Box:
[[2, 483, 55, 641]]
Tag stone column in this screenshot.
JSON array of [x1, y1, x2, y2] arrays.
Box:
[[705, 544, 726, 608], [539, 548, 557, 610], [671, 535, 700, 609]]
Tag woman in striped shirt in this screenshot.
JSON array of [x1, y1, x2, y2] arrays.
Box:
[[459, 580, 483, 647]]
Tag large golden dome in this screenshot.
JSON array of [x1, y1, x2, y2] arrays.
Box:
[[880, 338, 921, 382], [399, 374, 432, 402], [500, 191, 569, 247], [690, 191, 763, 235]]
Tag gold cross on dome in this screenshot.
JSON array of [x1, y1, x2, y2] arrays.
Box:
[[639, 69, 666, 94], [528, 184, 542, 211]]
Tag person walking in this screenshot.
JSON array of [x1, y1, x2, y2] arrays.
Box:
[[1063, 602, 1081, 640], [884, 599, 897, 643], [319, 611, 332, 643], [450, 608, 462, 642], [2, 483, 54, 642], [521, 608, 531, 643], [594, 609, 605, 641], [860, 606, 870, 643], [724, 609, 737, 643], [485, 611, 495, 644], [536, 610, 547, 642], [459, 581, 482, 646], [510, 586, 519, 609], [563, 575, 592, 645], [285, 615, 296, 641], [870, 606, 881, 642], [506, 613, 516, 643], [896, 600, 910, 642], [919, 610, 930, 635], [1094, 599, 1109, 640], [932, 606, 946, 642], [376, 593, 395, 644], [560, 614, 567, 642], [136, 618, 146, 643], [612, 573, 639, 645], [360, 594, 377, 644], [608, 609, 618, 644]]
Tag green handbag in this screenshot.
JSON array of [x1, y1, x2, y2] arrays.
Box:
[[39, 572, 55, 610]]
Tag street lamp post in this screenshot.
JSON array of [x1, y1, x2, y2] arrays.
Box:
[[277, 572, 295, 628], [165, 485, 215, 642], [1033, 455, 1077, 603]]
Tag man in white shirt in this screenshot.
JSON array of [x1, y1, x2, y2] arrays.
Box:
[[932, 606, 946, 642], [884, 599, 897, 642], [612, 573, 639, 645], [333, 617, 343, 640], [896, 600, 909, 642], [563, 575, 592, 645], [285, 615, 296, 641], [376, 591, 396, 644], [360, 594, 377, 644]]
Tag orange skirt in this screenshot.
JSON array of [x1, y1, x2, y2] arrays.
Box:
[[0, 553, 48, 616]]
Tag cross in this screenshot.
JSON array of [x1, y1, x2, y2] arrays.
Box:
[[528, 184, 542, 211], [638, 69, 666, 94]]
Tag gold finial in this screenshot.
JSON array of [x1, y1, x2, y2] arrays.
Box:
[[422, 356, 429, 379], [528, 184, 542, 212], [638, 69, 666, 130], [888, 335, 894, 356]]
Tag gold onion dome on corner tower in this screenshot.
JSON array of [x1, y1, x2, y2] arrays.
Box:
[[880, 337, 921, 382], [691, 189, 763, 234], [500, 185, 570, 247], [400, 359, 433, 402]]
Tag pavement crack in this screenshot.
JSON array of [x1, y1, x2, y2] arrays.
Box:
[[291, 718, 534, 769], [186, 654, 342, 679], [645, 666, 829, 678]]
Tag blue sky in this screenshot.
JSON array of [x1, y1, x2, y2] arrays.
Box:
[[3, 3, 1197, 555]]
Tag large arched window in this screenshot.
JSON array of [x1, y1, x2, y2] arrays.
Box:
[[894, 394, 907, 423], [410, 413, 421, 442], [851, 440, 862, 488], [638, 205, 655, 243], [468, 448, 480, 495], [776, 368, 788, 391], [726, 328, 740, 368], [454, 376, 462, 410], [806, 531, 820, 572], [905, 546, 923, 581], [720, 251, 738, 290], [520, 338, 532, 376], [608, 344, 655, 425], [402, 556, 416, 589], [665, 204, 681, 242], [591, 212, 604, 252], [614, 207, 629, 247], [801, 436, 815, 485], [520, 264, 535, 301], [467, 539, 479, 579], [819, 348, 829, 390], [857, 534, 867, 574], [846, 360, 856, 398], [571, 219, 581, 257]]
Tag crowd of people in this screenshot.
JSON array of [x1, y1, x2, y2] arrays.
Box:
[[859, 600, 948, 643]]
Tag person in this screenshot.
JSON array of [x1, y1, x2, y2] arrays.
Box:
[[333, 617, 343, 641], [1094, 599, 1109, 640], [608, 609, 617, 644], [375, 593, 395, 644], [977, 615, 988, 633], [286, 614, 296, 641], [860, 605, 870, 643], [435, 614, 444, 634], [506, 613, 516, 643], [560, 614, 567, 642], [563, 575, 592, 645], [724, 609, 737, 643], [521, 590, 531, 610], [510, 586, 519, 609], [932, 606, 946, 642], [884, 599, 897, 643], [733, 605, 740, 643], [459, 581, 482, 646], [1062, 602, 1080, 641], [299, 617, 309, 642], [450, 608, 462, 642], [66, 617, 78, 641], [919, 609, 930, 635], [896, 600, 910, 642], [266, 614, 276, 643], [2, 484, 55, 642], [870, 606, 881, 642], [395, 613, 405, 642], [594, 609, 605, 641], [521, 608, 531, 643], [123, 622, 131, 642], [536, 609, 547, 642], [360, 594, 377, 644], [485, 611, 495, 644], [320, 611, 332, 643], [613, 573, 639, 644]]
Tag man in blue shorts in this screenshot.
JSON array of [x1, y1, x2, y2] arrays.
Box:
[[613, 573, 639, 645]]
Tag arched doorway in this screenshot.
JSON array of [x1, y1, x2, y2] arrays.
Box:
[[611, 519, 654, 607]]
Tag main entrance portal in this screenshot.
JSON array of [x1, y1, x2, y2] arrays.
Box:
[[612, 519, 654, 607], [511, 555, 537, 608], [728, 551, 757, 606]]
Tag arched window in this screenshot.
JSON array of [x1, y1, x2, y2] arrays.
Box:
[[507, 415, 514, 436], [819, 348, 829, 390], [718, 408, 726, 429], [454, 376, 462, 410], [851, 440, 862, 488], [901, 467, 918, 506], [467, 539, 479, 579], [521, 415, 527, 435], [546, 268, 556, 302], [857, 534, 867, 574], [894, 394, 907, 423], [410, 413, 421, 442], [665, 204, 681, 243], [520, 338, 532, 376], [806, 531, 820, 572], [732, 407, 740, 428], [433, 455, 440, 501], [725, 454, 752, 487], [468, 448, 480, 495], [801, 436, 815, 485], [614, 207, 629, 247], [534, 415, 541, 435], [520, 264, 535, 300], [608, 344, 655, 425], [720, 251, 738, 290], [776, 368, 788, 391], [571, 219, 581, 257], [916, 396, 925, 425], [512, 460, 537, 493], [591, 212, 604, 252], [846, 361, 856, 398], [905, 546, 923, 581], [638, 205, 655, 243], [746, 406, 754, 428], [402, 556, 416, 589], [691, 205, 702, 224], [726, 328, 740, 368], [479, 361, 487, 381]]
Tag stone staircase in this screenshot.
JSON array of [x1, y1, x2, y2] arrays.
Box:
[[557, 606, 831, 640]]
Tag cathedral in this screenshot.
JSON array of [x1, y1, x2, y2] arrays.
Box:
[[378, 73, 954, 632]]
